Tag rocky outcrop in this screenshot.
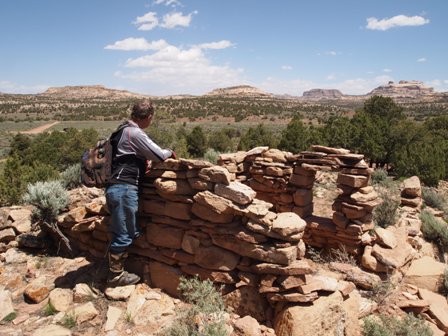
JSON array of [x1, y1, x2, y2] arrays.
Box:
[[302, 89, 343, 100], [205, 85, 273, 98], [368, 80, 435, 100], [40, 85, 149, 100]]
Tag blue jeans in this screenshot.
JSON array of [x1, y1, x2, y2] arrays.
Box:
[[105, 184, 140, 254]]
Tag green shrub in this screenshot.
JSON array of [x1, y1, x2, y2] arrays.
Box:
[[60, 313, 76, 329], [373, 191, 400, 228], [371, 168, 388, 185], [163, 276, 227, 336], [23, 180, 69, 223], [420, 210, 448, 253], [363, 313, 432, 336], [203, 148, 220, 164], [42, 302, 57, 316], [2, 311, 17, 322], [422, 187, 448, 212], [60, 163, 81, 190]]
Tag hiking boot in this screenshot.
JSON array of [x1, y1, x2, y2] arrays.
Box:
[[107, 251, 140, 287], [107, 270, 140, 287]]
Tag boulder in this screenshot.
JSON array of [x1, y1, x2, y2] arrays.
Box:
[[48, 288, 73, 312], [404, 256, 446, 292], [401, 176, 421, 198], [274, 291, 350, 336], [419, 288, 448, 333], [374, 227, 397, 249]]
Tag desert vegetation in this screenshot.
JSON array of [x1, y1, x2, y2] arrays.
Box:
[[1, 95, 448, 206]]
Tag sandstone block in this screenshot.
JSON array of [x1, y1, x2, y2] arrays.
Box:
[[199, 166, 232, 185], [181, 232, 201, 254], [149, 262, 182, 297], [272, 212, 306, 236], [292, 203, 313, 218], [374, 227, 397, 249], [0, 228, 16, 243], [212, 234, 297, 265], [0, 288, 14, 321], [146, 224, 184, 249], [194, 245, 240, 271], [194, 190, 237, 215], [402, 176, 422, 198], [274, 291, 346, 336], [289, 174, 314, 188], [419, 288, 448, 333], [361, 246, 388, 273], [311, 145, 350, 154], [154, 178, 194, 195], [49, 288, 73, 312], [188, 177, 213, 191], [181, 265, 237, 284], [214, 182, 256, 205], [191, 203, 235, 224], [337, 174, 369, 188], [293, 189, 313, 207], [404, 256, 446, 292]]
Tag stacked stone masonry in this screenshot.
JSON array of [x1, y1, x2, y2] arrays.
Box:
[[57, 148, 376, 322], [218, 145, 380, 255]]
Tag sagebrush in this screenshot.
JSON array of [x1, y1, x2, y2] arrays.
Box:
[[60, 163, 81, 189], [422, 187, 448, 213], [22, 180, 69, 223], [420, 210, 448, 254], [162, 276, 228, 336], [363, 313, 432, 336], [374, 191, 400, 228]]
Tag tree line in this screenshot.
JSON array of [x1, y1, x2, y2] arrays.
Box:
[[1, 95, 446, 206]]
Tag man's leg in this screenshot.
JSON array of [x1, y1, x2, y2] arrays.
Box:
[[105, 184, 140, 287]]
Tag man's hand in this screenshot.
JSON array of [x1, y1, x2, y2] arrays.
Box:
[[170, 150, 177, 159]]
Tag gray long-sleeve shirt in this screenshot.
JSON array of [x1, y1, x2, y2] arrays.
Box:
[[109, 120, 172, 185]]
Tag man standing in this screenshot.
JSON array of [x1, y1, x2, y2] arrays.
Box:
[[106, 100, 175, 287]]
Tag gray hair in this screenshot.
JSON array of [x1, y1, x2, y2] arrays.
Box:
[[131, 100, 154, 120]]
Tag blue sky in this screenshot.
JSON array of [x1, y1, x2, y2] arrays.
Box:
[[1, 0, 447, 96]]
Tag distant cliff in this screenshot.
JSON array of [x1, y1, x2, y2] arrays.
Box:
[[302, 89, 344, 100], [368, 80, 435, 100]]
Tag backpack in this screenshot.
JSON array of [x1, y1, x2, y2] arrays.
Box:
[[80, 124, 128, 188]]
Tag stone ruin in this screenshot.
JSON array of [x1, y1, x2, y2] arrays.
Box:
[[53, 145, 392, 323], [4, 145, 448, 334]]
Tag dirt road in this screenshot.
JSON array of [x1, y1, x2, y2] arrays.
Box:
[[19, 121, 60, 134]]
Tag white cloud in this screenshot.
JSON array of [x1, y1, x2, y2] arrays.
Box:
[[134, 12, 159, 31], [366, 15, 429, 31], [197, 40, 233, 50], [417, 57, 427, 62], [426, 79, 448, 92], [383, 68, 392, 73], [154, 0, 182, 7], [0, 80, 49, 94], [115, 41, 244, 95], [160, 11, 196, 29], [105, 38, 168, 51], [281, 65, 293, 71], [326, 73, 336, 80]]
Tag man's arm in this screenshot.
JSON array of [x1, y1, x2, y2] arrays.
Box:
[[130, 127, 173, 162]]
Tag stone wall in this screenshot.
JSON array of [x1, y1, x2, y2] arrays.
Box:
[[57, 148, 374, 322], [218, 145, 380, 254]]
